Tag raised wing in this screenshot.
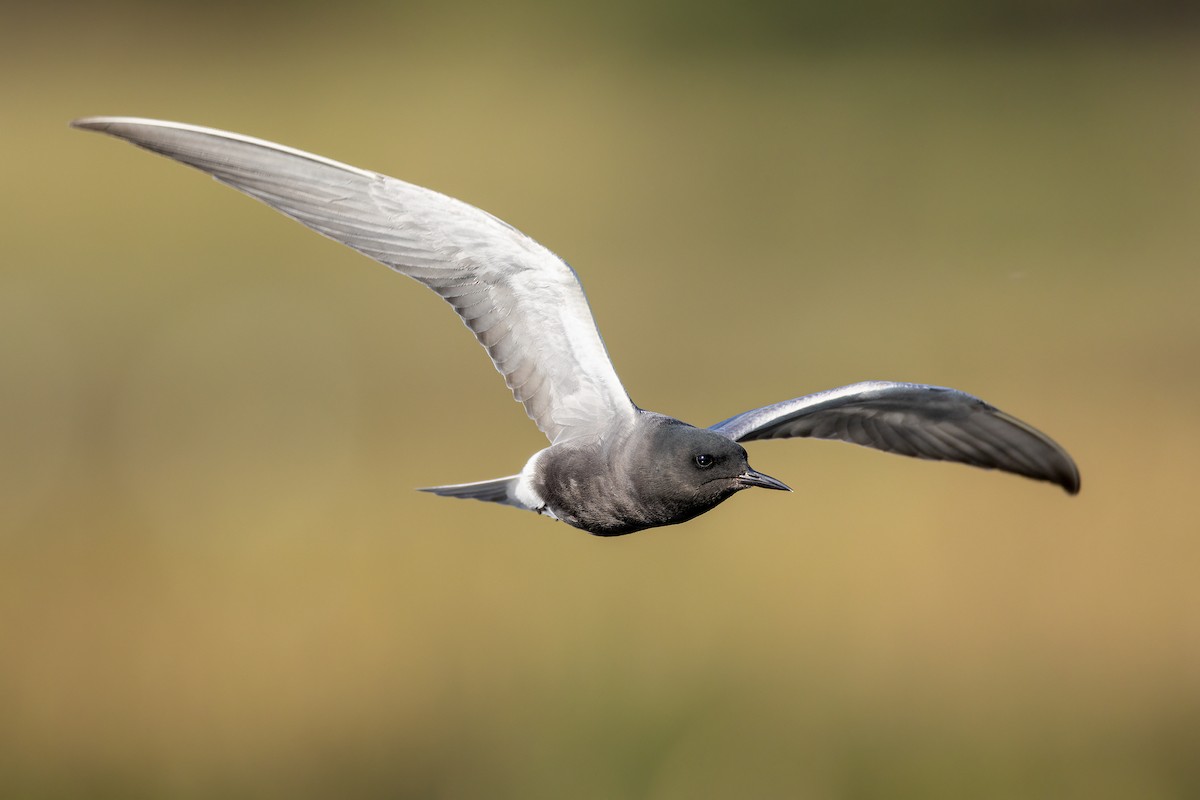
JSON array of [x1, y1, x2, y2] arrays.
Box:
[[710, 381, 1080, 493], [72, 117, 635, 444]]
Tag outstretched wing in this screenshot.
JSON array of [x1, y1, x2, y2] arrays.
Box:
[[710, 381, 1080, 493], [73, 116, 635, 444]]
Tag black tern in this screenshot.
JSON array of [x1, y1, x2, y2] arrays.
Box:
[[73, 117, 1080, 536]]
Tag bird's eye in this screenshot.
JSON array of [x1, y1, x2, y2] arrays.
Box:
[[694, 454, 715, 469]]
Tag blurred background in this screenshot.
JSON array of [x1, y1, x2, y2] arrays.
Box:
[[2, 1, 1198, 797]]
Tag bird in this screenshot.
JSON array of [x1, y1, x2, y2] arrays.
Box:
[[73, 117, 1080, 536]]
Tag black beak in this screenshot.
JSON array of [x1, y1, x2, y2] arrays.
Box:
[[736, 469, 791, 492]]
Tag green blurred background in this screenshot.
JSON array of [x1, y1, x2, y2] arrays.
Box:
[[3, 1, 1198, 797]]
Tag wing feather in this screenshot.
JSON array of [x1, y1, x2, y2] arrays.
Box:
[[710, 381, 1080, 493], [73, 116, 635, 443]]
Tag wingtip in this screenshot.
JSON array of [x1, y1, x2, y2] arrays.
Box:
[[71, 116, 121, 132], [1044, 458, 1080, 495], [72, 116, 166, 134], [1053, 450, 1081, 496]]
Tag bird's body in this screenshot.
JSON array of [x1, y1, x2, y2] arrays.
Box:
[[499, 413, 788, 536], [73, 117, 1080, 536]]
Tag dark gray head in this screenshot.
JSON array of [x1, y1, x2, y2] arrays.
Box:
[[629, 420, 790, 528]]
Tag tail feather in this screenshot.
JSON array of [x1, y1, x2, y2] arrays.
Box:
[[419, 475, 527, 509]]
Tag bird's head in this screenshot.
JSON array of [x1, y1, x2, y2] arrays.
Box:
[[632, 420, 790, 525]]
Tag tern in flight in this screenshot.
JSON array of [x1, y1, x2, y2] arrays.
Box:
[[74, 117, 1080, 535]]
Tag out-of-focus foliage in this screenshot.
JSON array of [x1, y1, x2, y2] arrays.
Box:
[[21, 0, 1200, 45], [594, 0, 1199, 46], [2, 3, 1198, 799]]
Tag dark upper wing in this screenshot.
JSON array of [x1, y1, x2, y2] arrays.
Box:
[[72, 116, 636, 444], [710, 381, 1080, 493]]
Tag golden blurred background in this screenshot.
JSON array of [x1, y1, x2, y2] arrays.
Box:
[[3, 1, 1198, 797]]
